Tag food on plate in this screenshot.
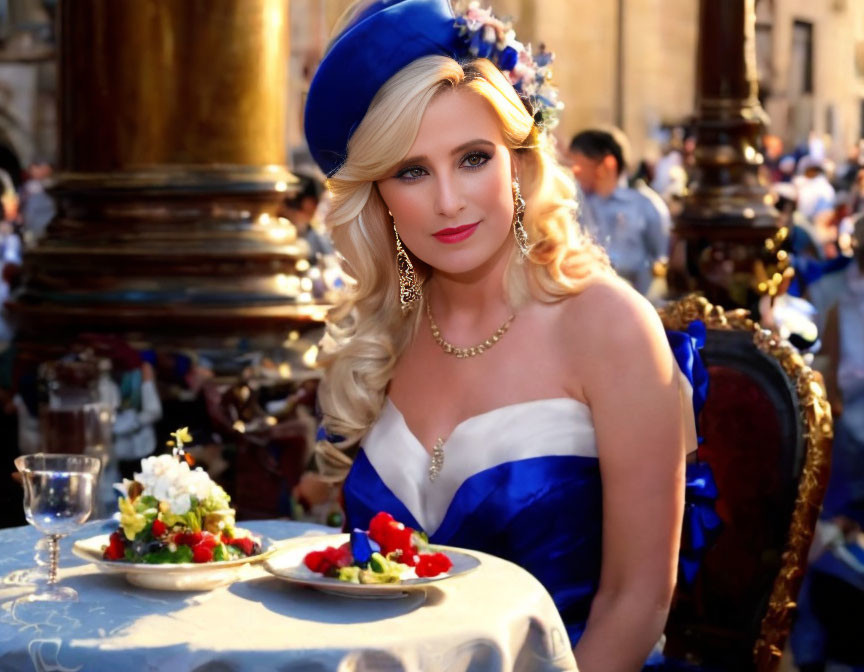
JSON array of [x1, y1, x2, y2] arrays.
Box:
[[103, 431, 261, 564], [303, 512, 452, 584]]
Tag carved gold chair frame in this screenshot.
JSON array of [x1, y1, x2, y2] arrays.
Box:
[[658, 294, 833, 672]]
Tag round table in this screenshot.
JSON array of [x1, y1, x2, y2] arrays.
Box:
[[0, 519, 577, 672]]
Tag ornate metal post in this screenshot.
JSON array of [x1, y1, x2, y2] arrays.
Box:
[[668, 0, 784, 311]]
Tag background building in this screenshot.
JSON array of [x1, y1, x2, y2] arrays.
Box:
[[286, 0, 699, 167], [0, 0, 858, 183], [756, 0, 864, 161], [287, 0, 864, 169]]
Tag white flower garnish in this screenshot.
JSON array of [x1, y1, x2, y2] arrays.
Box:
[[132, 455, 226, 516]]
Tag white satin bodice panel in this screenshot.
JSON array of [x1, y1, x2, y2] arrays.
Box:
[[362, 397, 597, 535]]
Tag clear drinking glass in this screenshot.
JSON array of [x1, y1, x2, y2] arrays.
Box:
[[13, 453, 100, 602], [39, 358, 114, 518]]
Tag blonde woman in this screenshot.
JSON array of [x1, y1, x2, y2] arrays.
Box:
[[304, 1, 705, 669]]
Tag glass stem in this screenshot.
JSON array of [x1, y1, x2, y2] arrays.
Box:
[[47, 535, 60, 585]]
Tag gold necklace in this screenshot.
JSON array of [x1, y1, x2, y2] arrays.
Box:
[[425, 300, 515, 359]]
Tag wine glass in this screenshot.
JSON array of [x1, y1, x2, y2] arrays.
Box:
[[13, 453, 101, 602]]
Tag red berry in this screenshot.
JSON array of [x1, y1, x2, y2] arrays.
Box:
[[415, 552, 452, 578], [334, 542, 353, 567], [198, 533, 219, 549], [192, 543, 213, 563], [151, 519, 166, 537], [367, 512, 419, 562], [368, 512, 395, 545], [103, 531, 125, 561], [304, 550, 328, 573], [303, 544, 354, 575], [175, 531, 203, 547], [229, 537, 255, 556], [383, 525, 416, 560]]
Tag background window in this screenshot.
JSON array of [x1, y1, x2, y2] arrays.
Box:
[[791, 20, 814, 95]]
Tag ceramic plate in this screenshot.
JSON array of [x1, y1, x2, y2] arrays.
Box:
[[263, 533, 481, 598], [72, 532, 275, 591]]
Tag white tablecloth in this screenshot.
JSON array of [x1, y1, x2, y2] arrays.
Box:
[[0, 519, 577, 672]]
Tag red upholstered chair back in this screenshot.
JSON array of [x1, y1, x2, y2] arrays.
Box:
[[659, 296, 832, 672]]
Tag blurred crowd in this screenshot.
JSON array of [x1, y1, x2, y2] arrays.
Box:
[[564, 125, 863, 393], [0, 158, 54, 342], [563, 125, 864, 671]]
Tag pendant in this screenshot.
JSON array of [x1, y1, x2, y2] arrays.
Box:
[[428, 438, 445, 482]]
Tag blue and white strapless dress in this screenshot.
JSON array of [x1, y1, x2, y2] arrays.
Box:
[[345, 396, 603, 645], [342, 325, 715, 653]]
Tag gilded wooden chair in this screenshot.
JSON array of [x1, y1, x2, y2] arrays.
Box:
[[658, 295, 833, 672]]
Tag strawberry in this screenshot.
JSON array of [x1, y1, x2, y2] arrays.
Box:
[[415, 552, 452, 578], [304, 549, 328, 573], [367, 512, 417, 562], [103, 531, 126, 561], [192, 543, 213, 563], [229, 537, 255, 557], [383, 525, 416, 562], [368, 512, 396, 545], [197, 532, 219, 549], [175, 531, 203, 547], [303, 543, 353, 575], [151, 519, 166, 537], [334, 542, 353, 567]]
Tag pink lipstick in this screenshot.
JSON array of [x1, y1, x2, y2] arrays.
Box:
[[433, 222, 479, 244]]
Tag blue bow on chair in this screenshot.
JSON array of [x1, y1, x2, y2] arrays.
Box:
[[667, 320, 722, 586]]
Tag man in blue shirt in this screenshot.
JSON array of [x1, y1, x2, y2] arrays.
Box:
[[570, 129, 669, 296]]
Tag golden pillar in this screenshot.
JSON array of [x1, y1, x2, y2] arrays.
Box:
[[11, 0, 327, 340]]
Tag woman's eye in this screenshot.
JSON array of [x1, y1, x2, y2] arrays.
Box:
[[462, 152, 490, 169], [396, 166, 426, 181]]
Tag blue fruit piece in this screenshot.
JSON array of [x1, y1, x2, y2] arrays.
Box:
[[350, 529, 380, 565]]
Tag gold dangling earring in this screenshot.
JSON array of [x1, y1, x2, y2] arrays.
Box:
[[512, 179, 529, 258], [393, 220, 421, 314]]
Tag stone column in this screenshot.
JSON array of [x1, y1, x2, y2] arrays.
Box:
[[10, 0, 327, 343], [668, 0, 786, 311]]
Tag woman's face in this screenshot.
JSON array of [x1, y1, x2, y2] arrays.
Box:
[[377, 88, 515, 278]]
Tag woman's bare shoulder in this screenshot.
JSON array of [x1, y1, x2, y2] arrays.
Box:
[[556, 276, 664, 342], [550, 276, 673, 388]]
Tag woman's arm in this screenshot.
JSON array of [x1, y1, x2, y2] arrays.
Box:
[[565, 280, 692, 672]]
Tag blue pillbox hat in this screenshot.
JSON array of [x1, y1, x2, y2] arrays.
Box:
[[304, 0, 463, 177]]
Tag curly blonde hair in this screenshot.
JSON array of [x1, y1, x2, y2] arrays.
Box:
[[314, 55, 610, 480]]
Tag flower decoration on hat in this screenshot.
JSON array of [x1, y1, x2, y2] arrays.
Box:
[[454, 1, 563, 130]]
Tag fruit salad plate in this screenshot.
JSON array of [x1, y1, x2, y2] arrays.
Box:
[[78, 434, 274, 591], [264, 533, 481, 598], [73, 532, 276, 591]]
